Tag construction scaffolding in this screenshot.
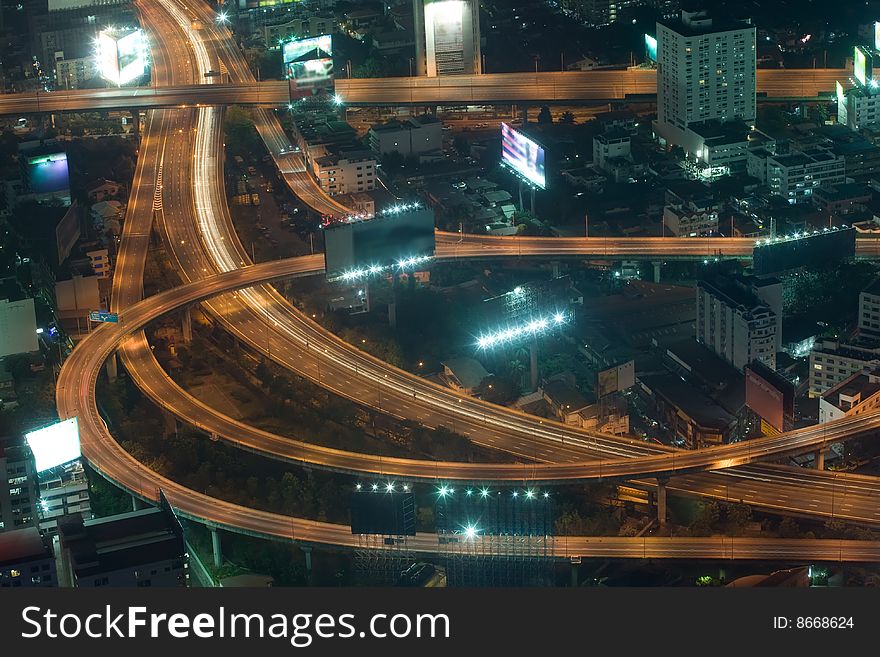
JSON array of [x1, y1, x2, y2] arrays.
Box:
[[435, 487, 557, 586]]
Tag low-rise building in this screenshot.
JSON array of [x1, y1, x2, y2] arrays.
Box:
[[809, 338, 880, 397], [54, 53, 96, 90], [662, 180, 720, 236], [86, 249, 110, 278], [441, 358, 490, 395], [812, 183, 872, 216], [311, 149, 376, 196], [368, 115, 443, 157], [0, 527, 56, 587], [542, 379, 592, 425], [639, 373, 736, 448], [86, 178, 123, 202], [818, 368, 880, 424], [57, 507, 187, 588], [593, 129, 631, 170], [748, 148, 846, 204]]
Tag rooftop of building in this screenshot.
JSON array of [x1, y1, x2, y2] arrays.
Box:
[[441, 357, 490, 390], [542, 378, 592, 412], [698, 274, 772, 313], [59, 507, 183, 578], [370, 115, 440, 133], [688, 120, 750, 144], [659, 13, 753, 37], [814, 183, 872, 202], [812, 337, 880, 360], [640, 372, 736, 429], [0, 526, 51, 567], [314, 149, 375, 167], [821, 368, 880, 411], [595, 128, 631, 143]]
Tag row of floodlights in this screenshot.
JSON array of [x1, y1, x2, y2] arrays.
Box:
[[354, 483, 552, 500], [436, 485, 551, 500], [476, 312, 568, 349], [338, 255, 433, 282], [379, 201, 422, 216], [355, 482, 411, 493], [754, 226, 849, 247]]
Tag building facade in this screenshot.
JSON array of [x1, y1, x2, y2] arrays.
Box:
[[0, 527, 56, 588], [58, 507, 187, 588], [809, 339, 880, 397], [368, 115, 443, 157], [413, 0, 481, 77], [0, 437, 39, 533], [748, 148, 846, 204], [696, 275, 781, 371], [310, 149, 376, 196], [654, 9, 756, 161]]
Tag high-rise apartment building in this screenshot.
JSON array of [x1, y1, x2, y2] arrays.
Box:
[[654, 9, 756, 163], [413, 0, 481, 77]]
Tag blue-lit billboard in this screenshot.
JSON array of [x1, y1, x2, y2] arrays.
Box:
[[501, 123, 546, 189], [27, 152, 69, 195], [645, 34, 657, 63]]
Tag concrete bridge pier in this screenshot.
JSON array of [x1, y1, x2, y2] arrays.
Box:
[[814, 449, 825, 470], [656, 476, 669, 526], [105, 352, 118, 381], [652, 261, 662, 283], [211, 527, 223, 568], [301, 545, 313, 584], [182, 308, 192, 344]]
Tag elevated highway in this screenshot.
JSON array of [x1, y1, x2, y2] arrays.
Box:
[[2, 68, 847, 117]]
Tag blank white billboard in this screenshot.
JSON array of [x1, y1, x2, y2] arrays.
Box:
[[0, 298, 38, 357], [25, 417, 82, 472]]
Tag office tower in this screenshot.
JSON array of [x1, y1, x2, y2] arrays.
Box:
[[413, 0, 481, 77]]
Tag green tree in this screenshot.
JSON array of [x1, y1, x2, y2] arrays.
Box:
[[224, 105, 258, 156], [560, 110, 575, 124], [537, 105, 553, 124], [778, 517, 801, 538]]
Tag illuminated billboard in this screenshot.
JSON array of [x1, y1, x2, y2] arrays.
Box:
[[323, 205, 436, 280], [27, 152, 69, 196], [25, 418, 82, 473], [97, 28, 146, 86], [645, 34, 658, 63], [854, 46, 870, 88], [283, 34, 333, 95], [501, 123, 546, 189], [837, 80, 848, 126], [875, 21, 880, 51]]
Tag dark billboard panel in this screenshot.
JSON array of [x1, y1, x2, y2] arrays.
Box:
[[283, 34, 333, 97], [752, 227, 855, 276], [350, 490, 416, 536], [324, 205, 436, 280], [745, 361, 795, 433], [501, 122, 546, 189]]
